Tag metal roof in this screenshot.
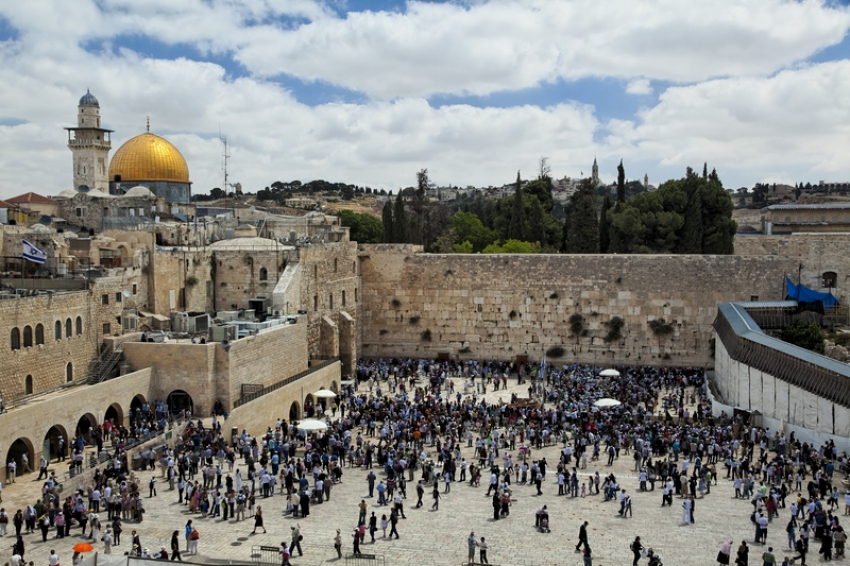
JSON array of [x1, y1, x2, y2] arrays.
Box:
[[765, 203, 850, 210], [734, 300, 798, 309]]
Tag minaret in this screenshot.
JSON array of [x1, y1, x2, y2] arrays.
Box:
[[592, 157, 599, 185], [644, 173, 649, 189], [65, 90, 113, 192]]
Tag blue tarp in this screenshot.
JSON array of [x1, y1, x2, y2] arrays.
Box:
[[786, 277, 839, 308]]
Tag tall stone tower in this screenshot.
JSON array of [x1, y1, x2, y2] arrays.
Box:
[[592, 157, 599, 185], [65, 90, 113, 192]]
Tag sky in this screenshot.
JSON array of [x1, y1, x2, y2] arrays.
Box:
[[2, 0, 850, 200]]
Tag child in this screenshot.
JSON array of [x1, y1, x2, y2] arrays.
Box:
[[581, 483, 586, 498]]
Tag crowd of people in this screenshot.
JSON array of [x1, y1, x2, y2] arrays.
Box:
[[4, 356, 850, 566]]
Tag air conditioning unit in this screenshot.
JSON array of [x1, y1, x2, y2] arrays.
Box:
[[209, 324, 237, 342], [273, 310, 283, 317]]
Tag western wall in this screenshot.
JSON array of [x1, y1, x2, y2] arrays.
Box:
[[357, 244, 799, 366]]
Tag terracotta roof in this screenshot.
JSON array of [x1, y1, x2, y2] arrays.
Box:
[[8, 192, 57, 204], [0, 200, 20, 209]]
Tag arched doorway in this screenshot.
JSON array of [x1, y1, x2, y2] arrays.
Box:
[[43, 425, 68, 462], [6, 437, 34, 479], [330, 381, 339, 394], [130, 394, 147, 422], [66, 362, 73, 382], [76, 413, 97, 444], [303, 393, 315, 418], [104, 403, 124, 428], [289, 401, 301, 421], [166, 390, 194, 415]]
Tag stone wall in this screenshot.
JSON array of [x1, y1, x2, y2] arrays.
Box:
[[151, 248, 212, 315], [0, 291, 99, 399], [228, 361, 341, 439], [298, 242, 359, 369], [0, 367, 153, 480], [735, 233, 850, 305], [211, 244, 289, 312], [122, 322, 309, 412], [358, 246, 798, 365]]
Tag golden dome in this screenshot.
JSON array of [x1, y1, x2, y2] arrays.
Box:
[[108, 132, 190, 183]]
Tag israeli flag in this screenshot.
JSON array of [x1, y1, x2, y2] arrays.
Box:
[[22, 239, 47, 264]]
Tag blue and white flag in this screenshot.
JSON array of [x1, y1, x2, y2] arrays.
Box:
[[22, 239, 46, 264]]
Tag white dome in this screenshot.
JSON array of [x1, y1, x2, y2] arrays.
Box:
[[55, 189, 78, 200], [123, 186, 155, 199]]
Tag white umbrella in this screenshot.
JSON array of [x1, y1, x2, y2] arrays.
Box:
[[340, 380, 356, 386], [599, 369, 620, 377], [296, 419, 328, 431], [593, 398, 622, 408], [314, 390, 337, 398]]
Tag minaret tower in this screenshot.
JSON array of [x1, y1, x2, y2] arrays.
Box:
[[65, 90, 113, 192], [592, 157, 599, 185]]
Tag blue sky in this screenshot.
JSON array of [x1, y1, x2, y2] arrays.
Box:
[[1, 0, 850, 198]]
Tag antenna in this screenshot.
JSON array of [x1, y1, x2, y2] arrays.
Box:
[[220, 129, 235, 217]]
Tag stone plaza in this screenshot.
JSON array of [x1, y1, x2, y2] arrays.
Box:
[[1, 378, 803, 566]]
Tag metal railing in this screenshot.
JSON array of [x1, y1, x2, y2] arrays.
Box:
[[233, 357, 339, 409]]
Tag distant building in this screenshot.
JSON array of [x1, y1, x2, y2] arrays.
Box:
[[761, 203, 850, 234]]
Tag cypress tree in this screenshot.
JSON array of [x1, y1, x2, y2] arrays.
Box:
[[393, 192, 409, 243], [617, 159, 626, 203], [528, 197, 546, 247], [508, 171, 527, 241], [567, 178, 599, 253], [598, 191, 612, 253], [680, 171, 703, 254], [381, 200, 394, 242]]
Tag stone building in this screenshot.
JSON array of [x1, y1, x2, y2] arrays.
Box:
[[760, 203, 850, 234], [64, 90, 112, 193]]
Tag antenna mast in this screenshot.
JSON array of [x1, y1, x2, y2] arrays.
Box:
[[220, 132, 233, 217]]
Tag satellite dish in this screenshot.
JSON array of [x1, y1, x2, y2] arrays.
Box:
[[249, 206, 255, 212], [122, 289, 131, 298]]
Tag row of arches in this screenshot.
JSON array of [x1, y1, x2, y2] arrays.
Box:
[[4, 390, 196, 476], [288, 381, 339, 420], [11, 317, 83, 350]]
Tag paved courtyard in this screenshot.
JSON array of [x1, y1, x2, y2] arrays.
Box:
[[3, 380, 812, 566]]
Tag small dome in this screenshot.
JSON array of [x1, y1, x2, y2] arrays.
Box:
[[123, 186, 155, 199], [79, 89, 99, 108], [55, 189, 78, 200]]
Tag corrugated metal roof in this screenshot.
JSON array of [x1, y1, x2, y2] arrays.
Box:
[[717, 302, 850, 378], [765, 203, 850, 210], [735, 300, 798, 309]]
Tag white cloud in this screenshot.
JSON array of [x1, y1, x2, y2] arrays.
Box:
[[625, 79, 652, 96]]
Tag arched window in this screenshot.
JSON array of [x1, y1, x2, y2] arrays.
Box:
[[259, 267, 268, 281], [822, 271, 838, 288], [66, 362, 73, 382], [65, 318, 72, 338], [35, 324, 44, 345], [25, 375, 33, 395], [55, 321, 62, 341], [23, 326, 32, 348], [76, 316, 83, 336], [11, 328, 20, 351]]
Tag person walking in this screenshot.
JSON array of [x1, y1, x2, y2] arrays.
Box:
[[184, 521, 193, 552], [479, 536, 489, 564], [289, 524, 303, 557], [576, 521, 589, 552], [388, 510, 399, 539], [431, 485, 441, 510], [253, 506, 267, 534], [170, 531, 183, 562], [279, 541, 292, 566], [415, 483, 424, 508], [630, 536, 643, 566], [582, 545, 593, 566], [717, 540, 732, 565]]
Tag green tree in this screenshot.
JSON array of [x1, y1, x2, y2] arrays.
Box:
[[393, 193, 409, 243], [617, 159, 626, 204], [452, 211, 499, 252], [566, 179, 599, 253], [598, 192, 611, 253], [780, 320, 825, 354], [528, 197, 546, 247], [523, 178, 554, 213], [700, 168, 737, 254], [508, 171, 527, 241], [482, 239, 539, 254], [452, 240, 474, 253], [679, 169, 703, 253], [337, 210, 383, 243], [381, 200, 394, 243]]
